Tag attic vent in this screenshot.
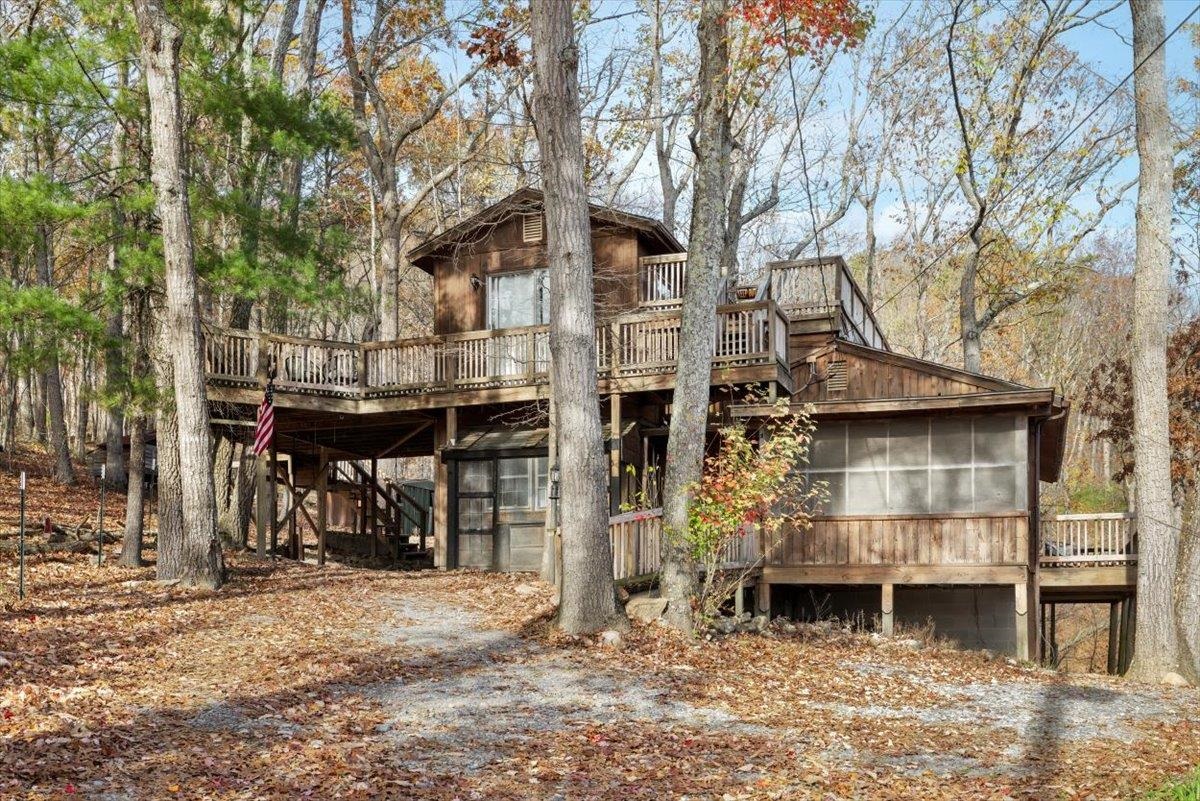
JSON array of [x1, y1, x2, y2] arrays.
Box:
[[827, 360, 848, 393], [522, 214, 544, 243]]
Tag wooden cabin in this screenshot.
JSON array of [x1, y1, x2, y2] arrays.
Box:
[[202, 188, 1136, 663]]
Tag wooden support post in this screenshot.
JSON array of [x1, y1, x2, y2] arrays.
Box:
[[1039, 602, 1048, 664], [367, 459, 378, 558], [1106, 601, 1120, 675], [268, 440, 279, 559], [881, 583, 894, 637], [755, 580, 771, 617], [734, 579, 745, 618], [541, 393, 558, 583], [254, 453, 268, 557], [609, 393, 622, 515], [1014, 582, 1030, 662], [433, 408, 456, 569], [316, 449, 328, 567], [1048, 603, 1058, 669]]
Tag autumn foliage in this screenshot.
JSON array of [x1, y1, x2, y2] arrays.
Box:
[[731, 0, 872, 53]]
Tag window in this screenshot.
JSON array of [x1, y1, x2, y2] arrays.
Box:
[[498, 456, 549, 510], [807, 415, 1027, 515], [457, 461, 494, 533], [488, 269, 549, 329]]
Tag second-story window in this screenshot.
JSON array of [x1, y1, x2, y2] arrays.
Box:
[[488, 269, 549, 329]]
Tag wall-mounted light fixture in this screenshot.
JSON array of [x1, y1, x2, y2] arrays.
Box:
[[470, 274, 484, 290], [549, 464, 561, 502]]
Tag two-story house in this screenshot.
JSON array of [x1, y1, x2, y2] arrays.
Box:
[[203, 188, 1137, 662]]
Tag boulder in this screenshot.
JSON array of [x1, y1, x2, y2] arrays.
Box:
[[1161, 672, 1191, 688], [625, 595, 668, 622]]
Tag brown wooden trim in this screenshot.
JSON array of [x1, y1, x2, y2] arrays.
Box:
[[761, 565, 1028, 585], [808, 512, 1027, 522], [733, 390, 1055, 419]]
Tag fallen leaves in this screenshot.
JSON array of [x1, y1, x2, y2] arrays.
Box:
[[0, 546, 1197, 800]]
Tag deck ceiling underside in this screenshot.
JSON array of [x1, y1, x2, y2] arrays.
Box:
[[211, 402, 437, 461]]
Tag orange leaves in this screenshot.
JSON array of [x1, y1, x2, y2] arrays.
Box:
[[732, 0, 872, 55]]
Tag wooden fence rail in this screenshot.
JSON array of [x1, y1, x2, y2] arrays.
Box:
[[1040, 512, 1137, 566]]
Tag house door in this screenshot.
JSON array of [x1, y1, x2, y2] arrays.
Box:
[[454, 455, 548, 572]]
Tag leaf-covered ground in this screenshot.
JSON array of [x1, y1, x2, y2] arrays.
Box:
[[2, 552, 1198, 800]]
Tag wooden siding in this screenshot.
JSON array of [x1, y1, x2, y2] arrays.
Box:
[[791, 343, 1017, 402], [429, 215, 647, 335], [766, 513, 1030, 568]]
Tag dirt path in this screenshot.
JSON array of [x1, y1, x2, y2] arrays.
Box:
[[357, 588, 1198, 798]]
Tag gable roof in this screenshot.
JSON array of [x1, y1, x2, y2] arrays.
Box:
[[406, 187, 683, 273]]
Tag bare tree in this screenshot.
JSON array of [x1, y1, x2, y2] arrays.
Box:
[[531, 0, 624, 635], [658, 0, 733, 633], [133, 0, 224, 588], [1125, 0, 1182, 683]]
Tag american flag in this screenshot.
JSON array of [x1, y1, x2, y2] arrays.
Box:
[[253, 382, 275, 456]]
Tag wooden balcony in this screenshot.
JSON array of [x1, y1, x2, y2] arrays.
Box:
[[204, 301, 792, 412], [1039, 512, 1137, 592]]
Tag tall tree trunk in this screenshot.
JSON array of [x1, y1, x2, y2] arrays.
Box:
[[531, 0, 624, 634], [134, 0, 224, 589], [1126, 0, 1182, 683], [377, 197, 402, 341], [36, 229, 75, 484], [119, 414, 147, 567], [105, 71, 129, 488], [658, 0, 732, 633]]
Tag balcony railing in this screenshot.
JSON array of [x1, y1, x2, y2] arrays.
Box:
[[204, 300, 790, 400], [770, 259, 888, 351], [1040, 512, 1137, 567]]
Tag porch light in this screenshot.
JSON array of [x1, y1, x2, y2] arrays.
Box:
[[549, 465, 561, 501]]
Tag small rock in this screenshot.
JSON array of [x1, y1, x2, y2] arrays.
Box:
[[598, 629, 624, 649], [513, 583, 540, 597], [895, 638, 923, 650], [1161, 672, 1191, 688], [712, 616, 738, 635], [750, 614, 769, 633]]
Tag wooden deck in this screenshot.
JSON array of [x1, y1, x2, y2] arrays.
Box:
[[204, 300, 792, 411], [1039, 512, 1137, 592]]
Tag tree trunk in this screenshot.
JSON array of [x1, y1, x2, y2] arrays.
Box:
[[119, 413, 147, 567], [658, 0, 732, 633], [134, 0, 224, 589], [1125, 0, 1182, 683], [37, 236, 75, 483], [531, 0, 624, 635], [104, 73, 129, 488], [377, 196, 402, 341]]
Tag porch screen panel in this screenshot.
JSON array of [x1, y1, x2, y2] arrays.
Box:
[[807, 415, 1026, 515], [457, 460, 494, 568]]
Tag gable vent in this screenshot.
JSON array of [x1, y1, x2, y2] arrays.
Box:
[[826, 360, 848, 393], [522, 214, 544, 243]]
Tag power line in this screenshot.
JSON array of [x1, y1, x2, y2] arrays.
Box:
[[873, 3, 1199, 315]]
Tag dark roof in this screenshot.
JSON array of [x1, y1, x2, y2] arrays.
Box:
[[407, 187, 683, 273]]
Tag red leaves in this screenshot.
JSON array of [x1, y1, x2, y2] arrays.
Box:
[[732, 0, 872, 54]]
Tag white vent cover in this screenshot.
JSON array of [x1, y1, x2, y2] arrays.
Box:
[[522, 214, 544, 243], [827, 360, 848, 392]]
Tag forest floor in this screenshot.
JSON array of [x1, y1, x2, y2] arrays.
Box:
[[2, 550, 1199, 800]]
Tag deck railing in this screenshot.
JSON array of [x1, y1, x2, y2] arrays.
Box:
[[608, 508, 762, 582], [609, 508, 663, 582], [770, 259, 888, 351], [204, 301, 789, 399], [1040, 512, 1137, 567], [639, 254, 688, 307]]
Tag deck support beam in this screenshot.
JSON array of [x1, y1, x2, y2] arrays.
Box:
[[254, 453, 268, 557], [269, 439, 279, 559], [433, 407, 456, 569], [609, 393, 622, 515], [1106, 601, 1120, 675], [755, 580, 771, 617], [316, 448, 328, 566], [881, 583, 894, 636], [1014, 582, 1030, 662]]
